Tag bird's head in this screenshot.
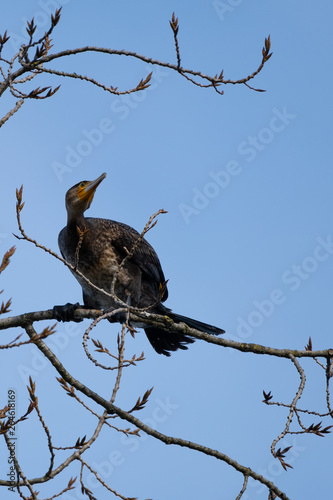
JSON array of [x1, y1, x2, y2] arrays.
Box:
[[65, 172, 107, 220]]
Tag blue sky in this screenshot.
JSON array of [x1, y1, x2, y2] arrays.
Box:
[[1, 1, 333, 499]]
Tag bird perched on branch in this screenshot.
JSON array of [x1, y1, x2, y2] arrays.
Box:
[[53, 173, 224, 355]]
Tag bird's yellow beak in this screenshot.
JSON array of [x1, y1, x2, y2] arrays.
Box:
[[77, 172, 107, 203]]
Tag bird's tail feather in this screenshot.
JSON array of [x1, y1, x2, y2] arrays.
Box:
[[144, 327, 194, 357], [144, 310, 224, 356], [167, 311, 225, 336]]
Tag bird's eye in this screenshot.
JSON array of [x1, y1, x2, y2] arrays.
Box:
[[79, 182, 86, 188]]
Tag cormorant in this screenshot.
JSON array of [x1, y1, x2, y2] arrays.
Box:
[[54, 173, 224, 355]]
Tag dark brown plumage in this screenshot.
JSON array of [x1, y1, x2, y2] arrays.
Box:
[[56, 173, 224, 355]]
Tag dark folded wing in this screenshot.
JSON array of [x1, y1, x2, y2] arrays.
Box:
[[86, 218, 168, 301]]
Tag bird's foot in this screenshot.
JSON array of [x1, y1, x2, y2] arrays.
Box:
[[105, 310, 127, 323], [53, 302, 83, 323], [126, 323, 138, 338], [105, 309, 137, 336]]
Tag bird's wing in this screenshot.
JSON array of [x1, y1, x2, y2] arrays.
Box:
[[58, 227, 67, 259], [86, 218, 168, 301]]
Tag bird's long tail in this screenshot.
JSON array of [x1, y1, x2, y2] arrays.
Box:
[[168, 311, 225, 336], [144, 309, 224, 356]]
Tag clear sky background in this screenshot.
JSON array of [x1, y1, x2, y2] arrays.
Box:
[[1, 1, 333, 499]]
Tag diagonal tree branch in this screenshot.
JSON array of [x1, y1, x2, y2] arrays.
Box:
[[0, 321, 289, 500]]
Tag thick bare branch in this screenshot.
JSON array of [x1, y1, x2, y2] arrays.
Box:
[[0, 307, 333, 360]]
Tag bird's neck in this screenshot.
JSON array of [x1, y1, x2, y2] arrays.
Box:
[[66, 211, 87, 232]]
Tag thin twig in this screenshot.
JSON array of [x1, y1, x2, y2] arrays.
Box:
[[326, 355, 333, 417], [265, 400, 333, 418], [79, 457, 133, 500], [110, 208, 166, 301], [82, 308, 127, 369], [3, 431, 38, 499], [42, 477, 77, 500], [271, 355, 306, 463], [34, 404, 55, 476], [235, 475, 249, 500], [110, 322, 126, 404], [0, 99, 23, 127], [170, 13, 181, 69]]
